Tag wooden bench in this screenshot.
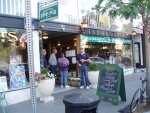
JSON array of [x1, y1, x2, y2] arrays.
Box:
[[0, 89, 8, 113]]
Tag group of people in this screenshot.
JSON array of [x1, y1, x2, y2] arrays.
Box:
[[42, 46, 90, 90]]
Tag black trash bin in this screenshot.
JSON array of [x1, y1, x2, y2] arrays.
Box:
[[63, 93, 100, 113]]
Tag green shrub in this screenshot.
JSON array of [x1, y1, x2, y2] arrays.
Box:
[[88, 63, 99, 71]]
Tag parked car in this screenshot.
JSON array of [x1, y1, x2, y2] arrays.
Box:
[[89, 57, 106, 67]]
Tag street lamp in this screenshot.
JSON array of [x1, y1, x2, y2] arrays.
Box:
[[132, 30, 137, 36], [131, 30, 137, 73], [81, 20, 88, 32]]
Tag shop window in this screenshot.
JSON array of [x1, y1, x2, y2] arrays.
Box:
[[0, 28, 33, 91], [81, 35, 132, 69]]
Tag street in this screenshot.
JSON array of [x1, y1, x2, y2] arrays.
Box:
[[8, 71, 145, 113]]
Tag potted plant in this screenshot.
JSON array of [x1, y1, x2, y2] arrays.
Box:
[[88, 63, 99, 88], [35, 68, 55, 103]]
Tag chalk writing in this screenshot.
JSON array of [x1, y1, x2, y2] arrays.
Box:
[[99, 70, 119, 95]]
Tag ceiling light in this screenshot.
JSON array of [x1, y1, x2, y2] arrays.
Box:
[[57, 43, 61, 46], [43, 36, 48, 39]]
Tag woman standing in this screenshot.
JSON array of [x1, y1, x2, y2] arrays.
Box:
[[58, 53, 70, 88]]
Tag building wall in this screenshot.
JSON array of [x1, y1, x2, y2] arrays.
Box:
[[134, 34, 143, 67], [0, 0, 81, 24], [0, 0, 112, 27]]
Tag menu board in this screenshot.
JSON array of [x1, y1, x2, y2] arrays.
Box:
[[9, 65, 26, 89], [65, 50, 76, 57], [99, 70, 119, 95], [97, 64, 126, 105]]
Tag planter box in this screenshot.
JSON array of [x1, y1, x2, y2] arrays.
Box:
[[37, 78, 55, 103], [88, 71, 99, 88]]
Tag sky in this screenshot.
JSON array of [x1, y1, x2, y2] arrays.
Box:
[[80, 0, 142, 31], [80, 0, 98, 11], [37, 0, 142, 31]]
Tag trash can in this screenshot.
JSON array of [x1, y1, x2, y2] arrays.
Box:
[[63, 93, 100, 113]]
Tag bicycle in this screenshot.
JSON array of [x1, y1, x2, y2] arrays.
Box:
[[130, 77, 148, 113]]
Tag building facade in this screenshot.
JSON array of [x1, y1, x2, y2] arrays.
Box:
[[0, 0, 145, 104]]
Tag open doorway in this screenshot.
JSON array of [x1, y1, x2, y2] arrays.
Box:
[[42, 30, 79, 80]]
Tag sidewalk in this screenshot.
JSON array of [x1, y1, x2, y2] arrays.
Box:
[[8, 72, 146, 113]]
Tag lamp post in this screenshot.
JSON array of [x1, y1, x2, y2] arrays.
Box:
[[131, 30, 137, 73]]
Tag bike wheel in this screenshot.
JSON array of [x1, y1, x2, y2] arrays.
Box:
[[130, 88, 141, 112]]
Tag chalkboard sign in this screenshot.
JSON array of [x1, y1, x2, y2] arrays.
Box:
[[97, 64, 126, 105], [99, 70, 119, 95]]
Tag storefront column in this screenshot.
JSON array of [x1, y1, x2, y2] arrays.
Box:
[[76, 35, 80, 77], [33, 31, 40, 73]]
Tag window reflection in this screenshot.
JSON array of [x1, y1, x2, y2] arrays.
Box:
[[0, 28, 28, 90]]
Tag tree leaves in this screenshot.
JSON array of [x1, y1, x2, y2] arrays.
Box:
[[98, 0, 150, 21]]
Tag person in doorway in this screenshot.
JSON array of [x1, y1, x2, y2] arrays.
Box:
[[109, 54, 115, 64], [42, 49, 48, 68], [58, 53, 70, 88], [115, 53, 121, 65], [76, 46, 90, 90], [49, 48, 57, 76]]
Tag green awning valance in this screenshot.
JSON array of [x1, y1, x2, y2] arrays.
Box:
[[80, 35, 131, 44]]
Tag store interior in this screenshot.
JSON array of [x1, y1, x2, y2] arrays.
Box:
[[42, 30, 79, 80]]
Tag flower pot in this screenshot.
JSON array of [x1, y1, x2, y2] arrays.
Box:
[[73, 80, 78, 87], [88, 71, 99, 88], [37, 78, 55, 97], [77, 80, 80, 87], [70, 80, 75, 86], [68, 79, 71, 86]]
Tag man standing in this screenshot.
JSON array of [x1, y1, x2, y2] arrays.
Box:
[[42, 49, 48, 68], [76, 46, 90, 89], [49, 48, 57, 76]]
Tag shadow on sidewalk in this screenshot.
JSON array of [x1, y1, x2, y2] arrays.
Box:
[[118, 104, 131, 113]]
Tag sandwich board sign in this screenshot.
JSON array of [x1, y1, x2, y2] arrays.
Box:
[[97, 64, 126, 105]]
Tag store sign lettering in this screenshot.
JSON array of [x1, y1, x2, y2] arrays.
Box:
[[84, 29, 128, 38], [97, 30, 101, 35], [80, 35, 131, 44], [7, 32, 18, 42], [0, 32, 18, 42]]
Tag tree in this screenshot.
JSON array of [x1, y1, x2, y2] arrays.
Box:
[[122, 23, 130, 32], [97, 0, 150, 106]]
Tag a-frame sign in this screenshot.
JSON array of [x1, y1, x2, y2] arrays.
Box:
[[97, 64, 126, 105]]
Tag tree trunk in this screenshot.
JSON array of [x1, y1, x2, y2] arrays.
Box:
[[144, 26, 150, 107]]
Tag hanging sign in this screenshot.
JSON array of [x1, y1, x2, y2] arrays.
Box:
[[39, 1, 58, 22]]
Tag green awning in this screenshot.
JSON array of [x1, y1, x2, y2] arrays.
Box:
[[80, 35, 131, 44]]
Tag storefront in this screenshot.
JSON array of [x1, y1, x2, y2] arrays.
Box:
[[0, 28, 28, 91], [0, 14, 134, 105], [80, 28, 134, 75], [0, 14, 81, 104]]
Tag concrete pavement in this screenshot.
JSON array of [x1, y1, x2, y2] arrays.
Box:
[[8, 71, 146, 113]]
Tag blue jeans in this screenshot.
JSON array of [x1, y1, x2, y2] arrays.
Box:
[[50, 65, 56, 75], [60, 71, 68, 86], [78, 65, 89, 86]]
